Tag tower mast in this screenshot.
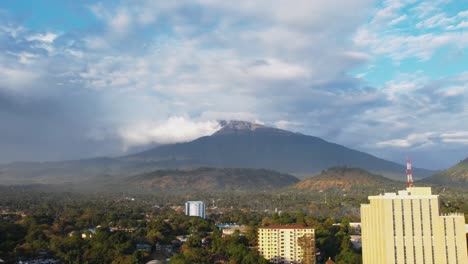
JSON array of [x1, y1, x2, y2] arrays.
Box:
[[406, 157, 414, 187]]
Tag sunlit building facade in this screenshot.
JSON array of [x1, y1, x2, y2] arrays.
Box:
[[258, 225, 315, 264], [185, 201, 206, 219], [361, 187, 468, 264]]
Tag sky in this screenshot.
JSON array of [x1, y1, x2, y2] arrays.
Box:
[[0, 0, 467, 170]]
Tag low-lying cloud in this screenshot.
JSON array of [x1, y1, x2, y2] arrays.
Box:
[[118, 117, 222, 149]]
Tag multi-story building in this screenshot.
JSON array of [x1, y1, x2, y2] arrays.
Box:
[[361, 187, 468, 264], [185, 201, 206, 219], [258, 225, 315, 264]]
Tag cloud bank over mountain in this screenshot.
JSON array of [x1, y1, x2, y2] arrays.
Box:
[[0, 0, 466, 169]]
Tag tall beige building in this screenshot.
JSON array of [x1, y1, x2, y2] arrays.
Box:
[[258, 225, 315, 264], [361, 187, 468, 264]]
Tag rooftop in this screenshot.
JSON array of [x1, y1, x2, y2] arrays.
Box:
[[259, 225, 314, 230], [369, 187, 436, 199]]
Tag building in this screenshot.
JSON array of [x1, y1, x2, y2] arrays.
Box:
[[361, 187, 468, 264], [258, 225, 315, 264], [185, 201, 206, 218], [350, 235, 361, 249], [216, 223, 248, 237]]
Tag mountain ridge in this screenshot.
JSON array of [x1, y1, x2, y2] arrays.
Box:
[[0, 120, 434, 184], [125, 120, 433, 181]]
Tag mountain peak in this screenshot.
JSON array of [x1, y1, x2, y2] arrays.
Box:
[[214, 120, 267, 135], [219, 120, 265, 130]]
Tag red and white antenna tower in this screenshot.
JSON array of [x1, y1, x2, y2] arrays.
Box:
[[406, 157, 414, 188]]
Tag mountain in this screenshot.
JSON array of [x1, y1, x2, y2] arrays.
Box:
[[0, 158, 153, 185], [294, 167, 405, 192], [123, 121, 433, 181], [0, 120, 434, 185], [126, 167, 299, 191], [421, 158, 468, 187]]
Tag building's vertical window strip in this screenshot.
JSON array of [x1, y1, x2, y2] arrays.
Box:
[[402, 199, 407, 264], [419, 199, 426, 263], [429, 200, 435, 264], [444, 218, 449, 264], [392, 200, 397, 263], [453, 218, 458, 262], [411, 200, 416, 263]]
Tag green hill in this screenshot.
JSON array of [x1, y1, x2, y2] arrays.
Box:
[[421, 158, 468, 187], [294, 167, 405, 192]]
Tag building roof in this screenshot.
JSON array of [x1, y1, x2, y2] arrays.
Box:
[[259, 225, 313, 229], [325, 257, 335, 264]]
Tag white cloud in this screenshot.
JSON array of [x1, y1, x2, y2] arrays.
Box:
[[247, 59, 309, 81], [355, 1, 468, 62], [110, 10, 132, 34], [411, 2, 440, 18], [440, 131, 468, 138], [459, 10, 468, 18], [371, 0, 404, 24], [118, 117, 222, 149], [446, 21, 468, 30], [388, 14, 407, 26], [200, 112, 260, 123], [355, 28, 467, 61], [440, 131, 468, 145], [416, 13, 456, 29], [436, 87, 465, 97], [7, 51, 39, 64], [0, 65, 40, 91], [377, 132, 436, 148], [25, 32, 58, 43], [274, 120, 303, 130]]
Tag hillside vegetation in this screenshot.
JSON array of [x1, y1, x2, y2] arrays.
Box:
[[295, 167, 405, 192], [126, 167, 300, 191], [422, 158, 468, 187]]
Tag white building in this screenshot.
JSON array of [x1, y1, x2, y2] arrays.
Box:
[[185, 201, 206, 218]]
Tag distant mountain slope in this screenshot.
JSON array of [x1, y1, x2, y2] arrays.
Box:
[[0, 158, 154, 185], [421, 158, 468, 187], [124, 121, 433, 181], [0, 121, 434, 184], [126, 167, 299, 191], [294, 167, 405, 191]]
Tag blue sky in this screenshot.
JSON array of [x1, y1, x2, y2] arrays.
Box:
[[0, 0, 467, 169]]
